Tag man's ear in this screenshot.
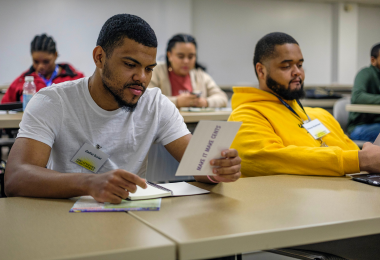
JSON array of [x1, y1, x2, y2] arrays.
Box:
[[371, 56, 377, 67], [93, 46, 105, 69], [256, 62, 267, 81]]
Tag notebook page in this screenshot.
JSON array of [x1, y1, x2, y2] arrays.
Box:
[[159, 182, 209, 196], [128, 184, 171, 200]]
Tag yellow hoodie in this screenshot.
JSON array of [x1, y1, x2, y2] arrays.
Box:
[[228, 87, 360, 177]]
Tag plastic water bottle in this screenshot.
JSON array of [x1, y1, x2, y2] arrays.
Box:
[[23, 76, 36, 111]]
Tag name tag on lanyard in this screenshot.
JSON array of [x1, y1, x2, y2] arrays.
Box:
[[303, 119, 330, 140], [71, 143, 110, 173]]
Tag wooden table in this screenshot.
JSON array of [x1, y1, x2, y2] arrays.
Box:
[[130, 176, 380, 260], [0, 111, 232, 128], [180, 110, 231, 123], [0, 112, 22, 128], [0, 197, 175, 260], [300, 98, 341, 108], [346, 104, 380, 114]]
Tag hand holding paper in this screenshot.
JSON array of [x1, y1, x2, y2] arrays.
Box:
[[209, 148, 242, 182], [175, 121, 242, 182]]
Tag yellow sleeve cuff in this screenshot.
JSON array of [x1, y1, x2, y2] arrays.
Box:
[[342, 150, 360, 174]]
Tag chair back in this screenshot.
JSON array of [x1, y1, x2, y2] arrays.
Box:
[[146, 143, 194, 183], [333, 98, 350, 132]]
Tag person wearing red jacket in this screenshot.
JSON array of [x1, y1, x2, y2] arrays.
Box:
[[1, 34, 84, 103]]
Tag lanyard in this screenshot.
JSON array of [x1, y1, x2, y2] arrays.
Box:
[[273, 94, 311, 123], [273, 93, 328, 147], [40, 65, 59, 87]]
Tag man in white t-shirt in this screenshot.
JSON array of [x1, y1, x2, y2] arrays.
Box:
[[5, 14, 241, 203]]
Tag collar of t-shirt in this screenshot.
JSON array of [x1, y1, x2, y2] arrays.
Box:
[[168, 71, 192, 96]]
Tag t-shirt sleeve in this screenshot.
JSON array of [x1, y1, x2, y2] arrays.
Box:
[[154, 92, 190, 145], [17, 91, 63, 147]]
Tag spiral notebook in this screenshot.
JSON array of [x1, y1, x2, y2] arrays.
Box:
[[128, 181, 209, 200]]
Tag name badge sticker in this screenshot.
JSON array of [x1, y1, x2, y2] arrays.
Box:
[[303, 119, 330, 140], [71, 143, 110, 173]]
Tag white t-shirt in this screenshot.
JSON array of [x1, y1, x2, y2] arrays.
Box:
[[17, 77, 190, 177]]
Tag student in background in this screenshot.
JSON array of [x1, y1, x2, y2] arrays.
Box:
[[1, 34, 84, 103], [347, 43, 380, 142], [148, 34, 228, 108], [228, 32, 380, 178]]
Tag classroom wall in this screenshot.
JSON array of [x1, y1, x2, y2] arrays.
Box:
[[192, 0, 333, 86], [357, 5, 380, 71], [1, 0, 379, 86], [0, 0, 191, 85]]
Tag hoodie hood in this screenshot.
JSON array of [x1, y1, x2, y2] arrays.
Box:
[[231, 87, 284, 110]]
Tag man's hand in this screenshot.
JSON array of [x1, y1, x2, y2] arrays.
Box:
[[209, 149, 241, 182], [359, 142, 380, 173], [87, 169, 147, 204]]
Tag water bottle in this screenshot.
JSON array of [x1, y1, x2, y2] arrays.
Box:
[[23, 76, 36, 111]]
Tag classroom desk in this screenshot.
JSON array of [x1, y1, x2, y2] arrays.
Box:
[[345, 104, 380, 114], [0, 112, 22, 128], [129, 175, 380, 260], [300, 98, 341, 108], [0, 111, 232, 128], [0, 197, 175, 260], [180, 110, 231, 123]]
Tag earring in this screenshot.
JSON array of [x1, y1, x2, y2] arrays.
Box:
[[168, 67, 173, 72]]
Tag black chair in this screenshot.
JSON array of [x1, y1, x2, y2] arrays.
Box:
[[0, 102, 22, 158], [266, 249, 347, 260], [0, 102, 22, 111]]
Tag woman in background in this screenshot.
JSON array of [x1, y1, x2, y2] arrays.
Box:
[[2, 34, 84, 103], [149, 34, 227, 108]]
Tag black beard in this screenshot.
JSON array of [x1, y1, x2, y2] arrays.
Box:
[[266, 75, 305, 100], [102, 61, 145, 112]]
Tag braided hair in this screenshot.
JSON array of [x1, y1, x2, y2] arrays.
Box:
[[30, 34, 57, 54], [166, 34, 206, 71]]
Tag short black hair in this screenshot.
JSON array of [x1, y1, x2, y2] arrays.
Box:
[[96, 14, 157, 57], [31, 34, 56, 54], [166, 34, 206, 71], [371, 43, 380, 59], [253, 32, 299, 77]]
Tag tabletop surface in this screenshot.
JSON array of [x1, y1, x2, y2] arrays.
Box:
[[0, 112, 23, 128], [346, 104, 380, 114], [0, 111, 233, 128], [0, 197, 175, 260], [179, 110, 231, 122], [300, 98, 341, 108], [130, 175, 380, 260]]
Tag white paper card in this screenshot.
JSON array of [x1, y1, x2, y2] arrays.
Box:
[[71, 143, 110, 173], [175, 120, 242, 176], [159, 182, 210, 196], [303, 119, 330, 139], [373, 133, 380, 146]]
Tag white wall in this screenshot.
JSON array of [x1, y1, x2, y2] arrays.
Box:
[[0, 0, 191, 85], [193, 0, 333, 85], [1, 0, 380, 86], [336, 3, 358, 85], [357, 5, 380, 71]]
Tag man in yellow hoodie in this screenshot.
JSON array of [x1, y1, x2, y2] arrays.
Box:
[[229, 32, 380, 177]]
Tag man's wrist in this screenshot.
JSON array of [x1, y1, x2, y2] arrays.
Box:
[[358, 150, 369, 172], [82, 174, 94, 195]]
